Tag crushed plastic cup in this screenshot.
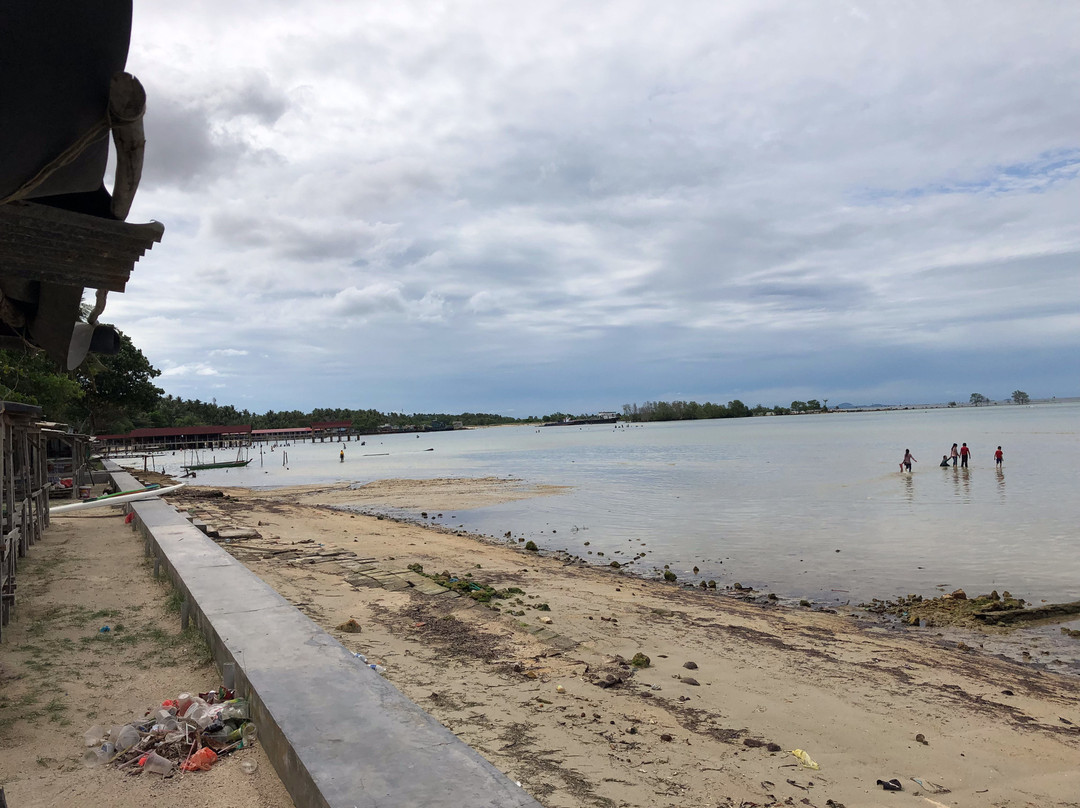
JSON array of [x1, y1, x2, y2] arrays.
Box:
[[84, 741, 116, 766], [183, 704, 212, 728], [83, 725, 105, 746], [142, 751, 174, 775], [239, 758, 258, 775], [115, 724, 140, 751], [241, 722, 257, 747]]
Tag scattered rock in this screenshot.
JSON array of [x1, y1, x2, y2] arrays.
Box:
[[525, 541, 538, 552], [743, 738, 765, 748], [631, 653, 651, 668], [336, 618, 362, 633], [915, 733, 928, 745], [680, 677, 700, 686], [682, 661, 698, 670], [539, 616, 553, 624], [947, 588, 968, 600], [663, 570, 677, 582], [660, 733, 673, 742], [766, 743, 782, 752]]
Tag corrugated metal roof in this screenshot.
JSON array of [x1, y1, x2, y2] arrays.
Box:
[[0, 201, 163, 292], [311, 421, 351, 429], [252, 427, 313, 434]]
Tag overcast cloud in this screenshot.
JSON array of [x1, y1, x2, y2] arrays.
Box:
[[110, 1, 1080, 415]]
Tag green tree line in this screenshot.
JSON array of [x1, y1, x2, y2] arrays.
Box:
[[0, 332, 529, 434], [621, 399, 755, 421]]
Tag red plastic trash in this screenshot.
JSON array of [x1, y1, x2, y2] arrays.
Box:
[[181, 747, 218, 771]]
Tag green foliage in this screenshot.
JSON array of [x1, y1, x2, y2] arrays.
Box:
[[77, 333, 163, 433], [1011, 390, 1030, 405], [970, 392, 988, 406], [620, 399, 756, 422], [0, 349, 84, 423]]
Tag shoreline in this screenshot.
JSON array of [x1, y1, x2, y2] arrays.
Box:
[[141, 472, 1080, 674], [153, 473, 1079, 807]]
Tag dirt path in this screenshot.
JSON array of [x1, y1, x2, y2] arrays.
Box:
[[0, 507, 294, 808]]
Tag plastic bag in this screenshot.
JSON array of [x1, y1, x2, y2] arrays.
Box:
[[181, 747, 218, 772], [791, 748, 820, 770]]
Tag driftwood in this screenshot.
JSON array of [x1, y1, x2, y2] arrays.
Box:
[[972, 600, 1080, 625]]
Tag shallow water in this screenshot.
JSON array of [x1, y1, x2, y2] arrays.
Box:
[[177, 402, 1080, 606]]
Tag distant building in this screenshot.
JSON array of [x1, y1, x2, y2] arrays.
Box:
[[96, 425, 252, 453]]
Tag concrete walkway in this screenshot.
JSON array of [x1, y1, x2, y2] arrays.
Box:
[[106, 462, 540, 808]]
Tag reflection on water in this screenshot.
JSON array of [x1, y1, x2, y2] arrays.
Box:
[[189, 402, 1080, 604]]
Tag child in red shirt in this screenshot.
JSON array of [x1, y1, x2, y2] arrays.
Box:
[[994, 446, 1003, 467]]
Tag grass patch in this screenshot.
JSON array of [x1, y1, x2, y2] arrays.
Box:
[[165, 588, 184, 614]]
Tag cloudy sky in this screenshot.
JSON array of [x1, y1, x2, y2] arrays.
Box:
[[113, 1, 1080, 416]]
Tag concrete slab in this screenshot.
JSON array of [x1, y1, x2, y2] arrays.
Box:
[[104, 462, 540, 808]]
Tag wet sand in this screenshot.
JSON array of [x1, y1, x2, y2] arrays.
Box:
[[164, 476, 1080, 808]]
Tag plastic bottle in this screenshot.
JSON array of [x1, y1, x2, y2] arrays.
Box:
[[241, 722, 257, 747], [219, 698, 249, 722]]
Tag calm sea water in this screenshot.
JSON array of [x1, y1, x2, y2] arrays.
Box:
[[175, 403, 1080, 605]]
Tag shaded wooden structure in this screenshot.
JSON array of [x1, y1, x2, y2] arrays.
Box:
[[251, 426, 312, 444], [1, 401, 47, 638], [96, 425, 253, 454], [1, 3, 163, 369], [42, 423, 92, 499], [311, 421, 353, 442]]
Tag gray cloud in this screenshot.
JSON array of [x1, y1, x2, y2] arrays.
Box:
[[117, 1, 1080, 413]]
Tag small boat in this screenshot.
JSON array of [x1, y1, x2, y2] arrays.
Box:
[[51, 483, 186, 513], [182, 447, 251, 471], [182, 459, 252, 471]]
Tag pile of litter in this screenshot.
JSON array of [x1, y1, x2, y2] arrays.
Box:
[[83, 687, 258, 776]]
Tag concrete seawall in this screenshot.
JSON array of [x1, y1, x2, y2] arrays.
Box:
[[105, 462, 541, 808]]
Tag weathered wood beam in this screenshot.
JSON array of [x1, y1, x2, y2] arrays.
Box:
[[108, 72, 146, 221]]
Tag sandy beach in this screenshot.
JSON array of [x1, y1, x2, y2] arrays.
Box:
[[159, 475, 1079, 808]]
